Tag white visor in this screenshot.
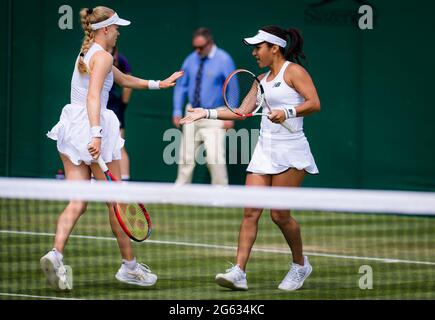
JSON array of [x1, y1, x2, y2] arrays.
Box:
[[243, 30, 287, 48], [91, 13, 131, 31]]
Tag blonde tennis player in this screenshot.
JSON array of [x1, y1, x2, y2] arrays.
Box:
[[42, 6, 183, 291], [181, 26, 320, 291]]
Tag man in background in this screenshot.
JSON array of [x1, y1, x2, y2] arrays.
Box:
[[172, 28, 237, 185]]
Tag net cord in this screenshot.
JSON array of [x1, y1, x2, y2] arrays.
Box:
[[1, 178, 434, 215]]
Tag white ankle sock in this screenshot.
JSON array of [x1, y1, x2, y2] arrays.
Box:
[[52, 248, 63, 261], [122, 257, 137, 270]]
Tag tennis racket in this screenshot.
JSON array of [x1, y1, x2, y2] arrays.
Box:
[[96, 156, 152, 242], [222, 69, 295, 133]]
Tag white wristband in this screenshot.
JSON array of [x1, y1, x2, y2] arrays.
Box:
[[285, 107, 297, 119], [148, 80, 160, 90], [90, 126, 102, 138], [207, 109, 218, 120]]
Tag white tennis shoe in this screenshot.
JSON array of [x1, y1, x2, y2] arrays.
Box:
[[215, 264, 248, 290], [115, 263, 157, 287], [278, 256, 312, 291], [40, 250, 72, 291]]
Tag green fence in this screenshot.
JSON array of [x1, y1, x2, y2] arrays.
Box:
[[1, 0, 434, 190]]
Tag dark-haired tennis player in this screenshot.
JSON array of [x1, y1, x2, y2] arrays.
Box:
[[42, 6, 183, 291], [181, 26, 320, 291]]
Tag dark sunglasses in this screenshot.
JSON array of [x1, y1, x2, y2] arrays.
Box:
[[193, 42, 210, 51]]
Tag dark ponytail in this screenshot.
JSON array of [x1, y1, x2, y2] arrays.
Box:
[[261, 25, 306, 65], [285, 28, 306, 64]]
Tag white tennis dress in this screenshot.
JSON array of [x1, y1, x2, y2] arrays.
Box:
[[246, 61, 319, 175], [47, 43, 124, 165]]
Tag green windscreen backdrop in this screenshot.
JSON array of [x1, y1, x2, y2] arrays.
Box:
[[1, 0, 434, 191]]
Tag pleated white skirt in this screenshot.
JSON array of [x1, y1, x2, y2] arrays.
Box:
[[47, 104, 124, 165], [247, 134, 319, 175]]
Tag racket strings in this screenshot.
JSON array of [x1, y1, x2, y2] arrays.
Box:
[[101, 163, 152, 242], [116, 203, 150, 240], [225, 72, 261, 116]]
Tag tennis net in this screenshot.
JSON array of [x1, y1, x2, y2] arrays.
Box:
[[0, 177, 434, 300]]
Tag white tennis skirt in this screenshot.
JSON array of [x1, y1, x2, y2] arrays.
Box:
[[246, 133, 319, 175], [47, 104, 124, 165]]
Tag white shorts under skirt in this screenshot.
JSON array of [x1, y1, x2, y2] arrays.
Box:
[[47, 104, 124, 166], [246, 134, 319, 175]]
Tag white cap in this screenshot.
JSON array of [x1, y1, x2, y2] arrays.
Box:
[[91, 13, 131, 31], [243, 30, 287, 48]]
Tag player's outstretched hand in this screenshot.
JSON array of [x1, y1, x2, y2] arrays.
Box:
[[160, 71, 184, 89], [180, 107, 207, 125]]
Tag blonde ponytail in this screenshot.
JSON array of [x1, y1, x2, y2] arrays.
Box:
[[77, 8, 95, 74]]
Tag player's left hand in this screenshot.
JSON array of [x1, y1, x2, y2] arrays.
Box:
[[267, 109, 286, 124], [160, 71, 184, 89], [180, 107, 207, 125]]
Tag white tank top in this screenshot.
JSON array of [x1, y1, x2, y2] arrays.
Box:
[[70, 43, 114, 109], [260, 61, 305, 139]]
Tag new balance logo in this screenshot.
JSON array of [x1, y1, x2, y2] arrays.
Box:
[[273, 82, 281, 88]]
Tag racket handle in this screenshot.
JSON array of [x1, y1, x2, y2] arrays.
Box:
[[261, 113, 295, 133], [280, 122, 294, 133], [96, 156, 109, 173]]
